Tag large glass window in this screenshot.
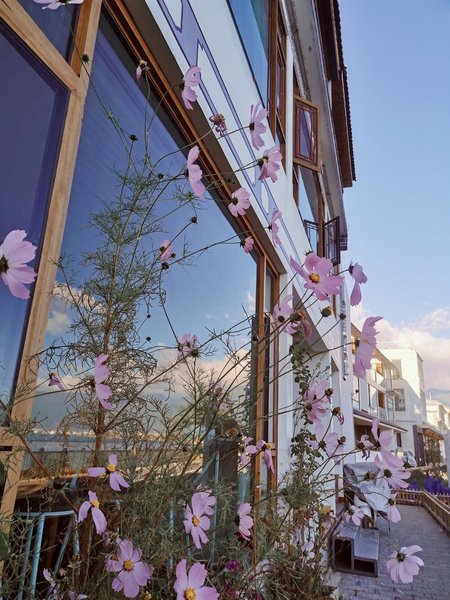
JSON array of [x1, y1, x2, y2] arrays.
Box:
[[17, 0, 79, 60], [0, 19, 68, 415], [31, 14, 259, 488]]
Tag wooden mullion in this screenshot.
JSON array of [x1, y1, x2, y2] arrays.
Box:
[[268, 0, 279, 133], [0, 0, 82, 92], [0, 0, 102, 521]]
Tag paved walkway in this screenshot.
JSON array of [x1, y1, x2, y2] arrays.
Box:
[[336, 505, 450, 600]]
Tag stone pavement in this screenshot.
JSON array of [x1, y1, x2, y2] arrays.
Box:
[[335, 505, 450, 600]]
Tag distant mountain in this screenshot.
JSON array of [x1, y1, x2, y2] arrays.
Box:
[[426, 389, 450, 409]]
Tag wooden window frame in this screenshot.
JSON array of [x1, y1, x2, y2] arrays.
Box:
[[268, 1, 286, 165], [0, 0, 282, 520], [293, 95, 321, 171]]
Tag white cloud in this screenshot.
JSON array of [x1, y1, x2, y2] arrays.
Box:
[[351, 305, 450, 389]]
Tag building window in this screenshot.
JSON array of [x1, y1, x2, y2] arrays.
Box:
[[0, 19, 68, 415], [269, 5, 286, 164], [293, 96, 320, 171], [228, 0, 270, 103], [392, 359, 402, 378], [395, 389, 406, 411], [17, 0, 79, 60], [396, 432, 402, 447], [304, 216, 341, 265]]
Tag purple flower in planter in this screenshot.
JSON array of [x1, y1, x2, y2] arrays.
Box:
[[174, 559, 218, 600], [256, 440, 274, 473], [229, 187, 251, 217], [290, 252, 343, 301], [94, 354, 113, 410], [33, 0, 84, 9], [240, 236, 254, 254], [159, 240, 174, 261], [386, 545, 423, 584], [186, 146, 206, 199], [78, 491, 107, 534], [269, 209, 282, 247], [0, 230, 37, 299], [249, 102, 268, 150], [236, 502, 253, 540], [349, 262, 367, 307], [181, 66, 201, 110], [49, 372, 65, 391], [353, 317, 382, 379], [258, 146, 282, 183], [107, 539, 153, 598], [184, 492, 213, 549], [88, 454, 129, 491]]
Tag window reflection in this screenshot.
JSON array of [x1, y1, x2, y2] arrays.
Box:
[[0, 20, 68, 417], [31, 13, 259, 507], [17, 0, 78, 60]]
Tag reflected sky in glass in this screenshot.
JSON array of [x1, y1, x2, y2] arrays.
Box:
[[33, 15, 257, 431], [0, 21, 68, 414]]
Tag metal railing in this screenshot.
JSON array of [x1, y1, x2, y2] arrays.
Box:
[[396, 490, 450, 534]]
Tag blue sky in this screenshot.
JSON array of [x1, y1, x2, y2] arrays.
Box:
[[340, 1, 450, 388]]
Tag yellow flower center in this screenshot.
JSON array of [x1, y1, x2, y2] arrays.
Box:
[[265, 442, 272, 450], [123, 559, 134, 571], [91, 499, 100, 508], [106, 463, 116, 472], [184, 588, 196, 600], [192, 515, 200, 527], [309, 272, 320, 283]]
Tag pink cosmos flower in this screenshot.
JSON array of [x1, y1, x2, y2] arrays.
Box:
[[236, 502, 253, 541], [271, 294, 298, 335], [107, 539, 153, 599], [184, 492, 213, 549], [49, 372, 65, 391], [78, 491, 107, 534], [195, 488, 216, 516], [387, 496, 402, 523], [371, 417, 392, 449], [344, 505, 365, 527], [33, 0, 84, 9], [159, 240, 174, 261], [181, 66, 201, 110], [240, 436, 257, 467], [304, 380, 330, 436], [240, 236, 254, 254], [256, 439, 274, 473], [135, 60, 148, 80], [249, 101, 268, 150], [68, 593, 88, 600], [88, 454, 129, 492], [186, 146, 206, 198], [0, 230, 37, 299], [258, 146, 282, 183], [269, 209, 282, 247], [177, 333, 199, 359], [353, 316, 383, 378], [209, 113, 227, 136], [349, 262, 367, 307], [386, 545, 424, 584], [228, 187, 251, 217], [375, 455, 410, 489], [290, 253, 343, 301], [94, 354, 113, 410], [174, 559, 218, 600], [311, 432, 346, 459], [43, 569, 57, 594]]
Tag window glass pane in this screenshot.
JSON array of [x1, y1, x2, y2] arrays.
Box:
[[31, 14, 258, 492], [228, 0, 269, 103], [17, 0, 78, 60], [0, 20, 68, 415]]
